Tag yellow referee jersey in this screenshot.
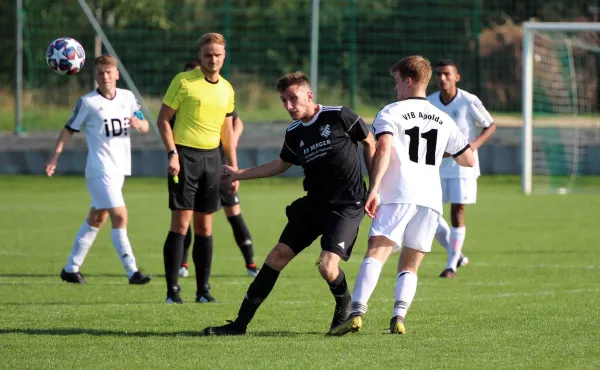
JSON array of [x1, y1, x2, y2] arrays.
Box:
[[163, 69, 234, 149]]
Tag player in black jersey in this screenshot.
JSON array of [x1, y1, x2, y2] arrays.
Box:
[[171, 60, 258, 286], [204, 71, 376, 336]]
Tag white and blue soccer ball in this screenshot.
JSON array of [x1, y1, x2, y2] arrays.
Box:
[[46, 37, 86, 75]]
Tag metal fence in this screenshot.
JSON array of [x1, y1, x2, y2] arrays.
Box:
[[2, 0, 599, 132]]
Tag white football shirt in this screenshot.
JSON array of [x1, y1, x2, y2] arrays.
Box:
[[373, 97, 470, 214], [427, 88, 493, 179], [65, 88, 141, 178]]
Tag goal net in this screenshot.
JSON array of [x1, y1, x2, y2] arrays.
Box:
[[522, 22, 600, 194]]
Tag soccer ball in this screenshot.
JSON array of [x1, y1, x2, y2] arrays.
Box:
[[46, 37, 86, 75]]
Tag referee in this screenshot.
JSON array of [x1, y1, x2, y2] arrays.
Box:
[[157, 33, 238, 304]]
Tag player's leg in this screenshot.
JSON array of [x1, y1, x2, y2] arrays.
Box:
[[164, 147, 198, 303], [107, 205, 151, 284], [61, 207, 108, 284], [390, 206, 437, 334], [165, 209, 193, 302], [318, 204, 363, 333], [329, 204, 413, 336], [192, 211, 216, 302], [442, 178, 476, 277], [179, 226, 192, 278], [204, 197, 320, 336], [192, 148, 222, 302], [435, 179, 452, 253], [222, 191, 258, 276], [91, 174, 150, 285]]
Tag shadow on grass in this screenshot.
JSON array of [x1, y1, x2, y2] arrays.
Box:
[[0, 328, 324, 337]]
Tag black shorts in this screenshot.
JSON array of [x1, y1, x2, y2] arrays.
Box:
[[218, 145, 240, 208], [278, 197, 365, 261], [168, 145, 221, 213]]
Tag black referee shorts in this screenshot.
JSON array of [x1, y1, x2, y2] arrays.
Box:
[[168, 145, 221, 213], [278, 197, 365, 261], [218, 145, 240, 208]]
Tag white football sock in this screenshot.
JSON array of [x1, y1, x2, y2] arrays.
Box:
[[350, 257, 383, 315], [393, 271, 418, 319], [446, 226, 466, 270], [435, 217, 451, 252], [110, 228, 137, 278], [64, 221, 99, 273]]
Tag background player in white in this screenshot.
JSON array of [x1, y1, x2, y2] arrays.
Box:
[[330, 56, 475, 336], [428, 59, 496, 278], [45, 55, 152, 285]]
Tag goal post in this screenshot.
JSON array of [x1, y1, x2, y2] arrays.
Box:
[[522, 22, 600, 194]]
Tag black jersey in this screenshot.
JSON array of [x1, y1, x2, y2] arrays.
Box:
[[279, 105, 369, 205]]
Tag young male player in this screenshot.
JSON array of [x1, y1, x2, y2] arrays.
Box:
[[157, 33, 238, 304], [45, 55, 152, 285], [172, 61, 258, 279], [428, 59, 496, 278], [330, 56, 475, 336], [203, 71, 376, 336]]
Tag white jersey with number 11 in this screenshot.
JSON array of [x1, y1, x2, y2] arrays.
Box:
[[372, 97, 470, 214]]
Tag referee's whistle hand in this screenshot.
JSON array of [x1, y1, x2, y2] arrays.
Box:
[[168, 155, 180, 176]]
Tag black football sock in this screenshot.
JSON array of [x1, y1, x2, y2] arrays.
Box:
[[236, 263, 280, 327], [328, 268, 350, 303], [227, 214, 255, 266], [181, 226, 192, 267], [163, 231, 185, 294], [193, 235, 213, 294]]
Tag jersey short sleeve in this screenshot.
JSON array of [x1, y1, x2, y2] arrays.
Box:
[[372, 108, 395, 139], [446, 120, 470, 157], [128, 91, 145, 120], [65, 98, 87, 132], [162, 73, 187, 111], [279, 131, 300, 165], [227, 83, 235, 115], [468, 96, 493, 128], [340, 106, 369, 141]]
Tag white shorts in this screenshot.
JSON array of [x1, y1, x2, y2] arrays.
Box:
[[86, 174, 126, 209], [369, 203, 440, 253], [441, 177, 477, 204]]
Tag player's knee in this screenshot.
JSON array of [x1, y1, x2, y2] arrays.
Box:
[[87, 209, 108, 228], [317, 257, 338, 281], [265, 243, 295, 270], [109, 209, 127, 228]]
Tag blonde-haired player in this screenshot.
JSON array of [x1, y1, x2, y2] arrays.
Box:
[[330, 56, 475, 336], [428, 59, 496, 278], [46, 55, 152, 285]]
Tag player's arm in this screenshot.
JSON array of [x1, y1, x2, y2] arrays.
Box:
[[129, 113, 149, 133], [221, 115, 238, 169], [157, 105, 177, 152], [368, 133, 393, 195], [232, 113, 244, 143], [469, 97, 496, 150], [446, 121, 475, 167], [453, 145, 475, 167], [158, 75, 185, 153], [361, 132, 376, 175], [340, 107, 376, 174], [225, 158, 293, 182], [45, 127, 75, 177], [470, 123, 496, 150]]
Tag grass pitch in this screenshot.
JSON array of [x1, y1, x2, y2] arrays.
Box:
[[0, 176, 599, 369]]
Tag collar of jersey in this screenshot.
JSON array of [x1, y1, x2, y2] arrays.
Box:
[[96, 88, 118, 101], [438, 89, 460, 106], [301, 104, 323, 126]]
